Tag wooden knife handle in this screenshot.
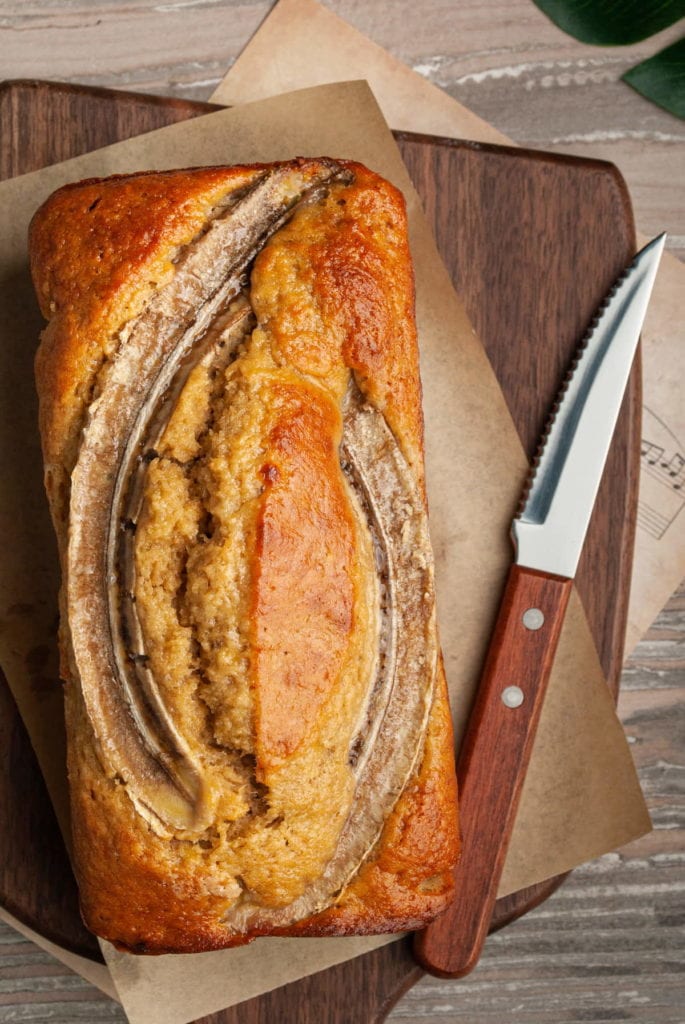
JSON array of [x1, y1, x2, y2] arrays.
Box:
[[414, 564, 573, 978]]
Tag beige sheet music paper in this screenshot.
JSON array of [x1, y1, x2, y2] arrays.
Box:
[[0, 80, 649, 1024], [212, 0, 685, 655]]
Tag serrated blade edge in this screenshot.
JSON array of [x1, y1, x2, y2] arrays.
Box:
[[512, 233, 665, 579]]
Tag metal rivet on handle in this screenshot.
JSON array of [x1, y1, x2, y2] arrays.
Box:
[[501, 686, 524, 708], [522, 607, 545, 630]]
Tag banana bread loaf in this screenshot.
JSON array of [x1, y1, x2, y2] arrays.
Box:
[[29, 158, 460, 953]]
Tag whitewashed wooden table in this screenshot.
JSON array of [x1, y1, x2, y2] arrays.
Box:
[[1, 2, 683, 1021]]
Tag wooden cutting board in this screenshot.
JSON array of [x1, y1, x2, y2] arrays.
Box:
[[0, 80, 638, 1023]]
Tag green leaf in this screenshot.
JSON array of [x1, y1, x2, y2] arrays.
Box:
[[531, 0, 685, 46], [623, 36, 685, 117]]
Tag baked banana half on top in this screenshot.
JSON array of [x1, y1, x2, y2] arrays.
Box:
[[29, 158, 460, 954]]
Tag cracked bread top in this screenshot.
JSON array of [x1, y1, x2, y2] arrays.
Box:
[[30, 159, 460, 953]]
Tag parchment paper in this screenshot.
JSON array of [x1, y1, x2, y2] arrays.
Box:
[[0, 82, 649, 1024], [214, 0, 685, 656]]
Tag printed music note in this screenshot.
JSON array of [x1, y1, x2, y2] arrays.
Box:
[[667, 453, 684, 490], [638, 410, 685, 540], [641, 441, 663, 464]]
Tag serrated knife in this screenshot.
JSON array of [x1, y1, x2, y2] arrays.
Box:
[[414, 233, 665, 979]]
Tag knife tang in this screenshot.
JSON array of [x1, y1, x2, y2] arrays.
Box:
[[414, 565, 573, 977]]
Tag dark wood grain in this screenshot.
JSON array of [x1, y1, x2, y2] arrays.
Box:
[[416, 567, 573, 978], [0, 80, 222, 178], [0, 80, 638, 1023], [0, 663, 91, 959], [397, 132, 638, 696]]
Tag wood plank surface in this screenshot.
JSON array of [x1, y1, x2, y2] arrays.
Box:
[[0, 0, 681, 261], [0, 1, 682, 1021]]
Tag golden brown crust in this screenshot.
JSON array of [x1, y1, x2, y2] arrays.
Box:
[[251, 162, 425, 483], [31, 160, 460, 953], [30, 166, 264, 530], [252, 380, 355, 765], [278, 660, 460, 937], [67, 688, 239, 954]]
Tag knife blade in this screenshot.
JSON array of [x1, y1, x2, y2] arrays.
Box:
[[414, 233, 665, 979]]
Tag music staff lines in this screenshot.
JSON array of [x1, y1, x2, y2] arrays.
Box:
[[637, 501, 671, 540], [639, 438, 685, 540], [641, 442, 685, 492]]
